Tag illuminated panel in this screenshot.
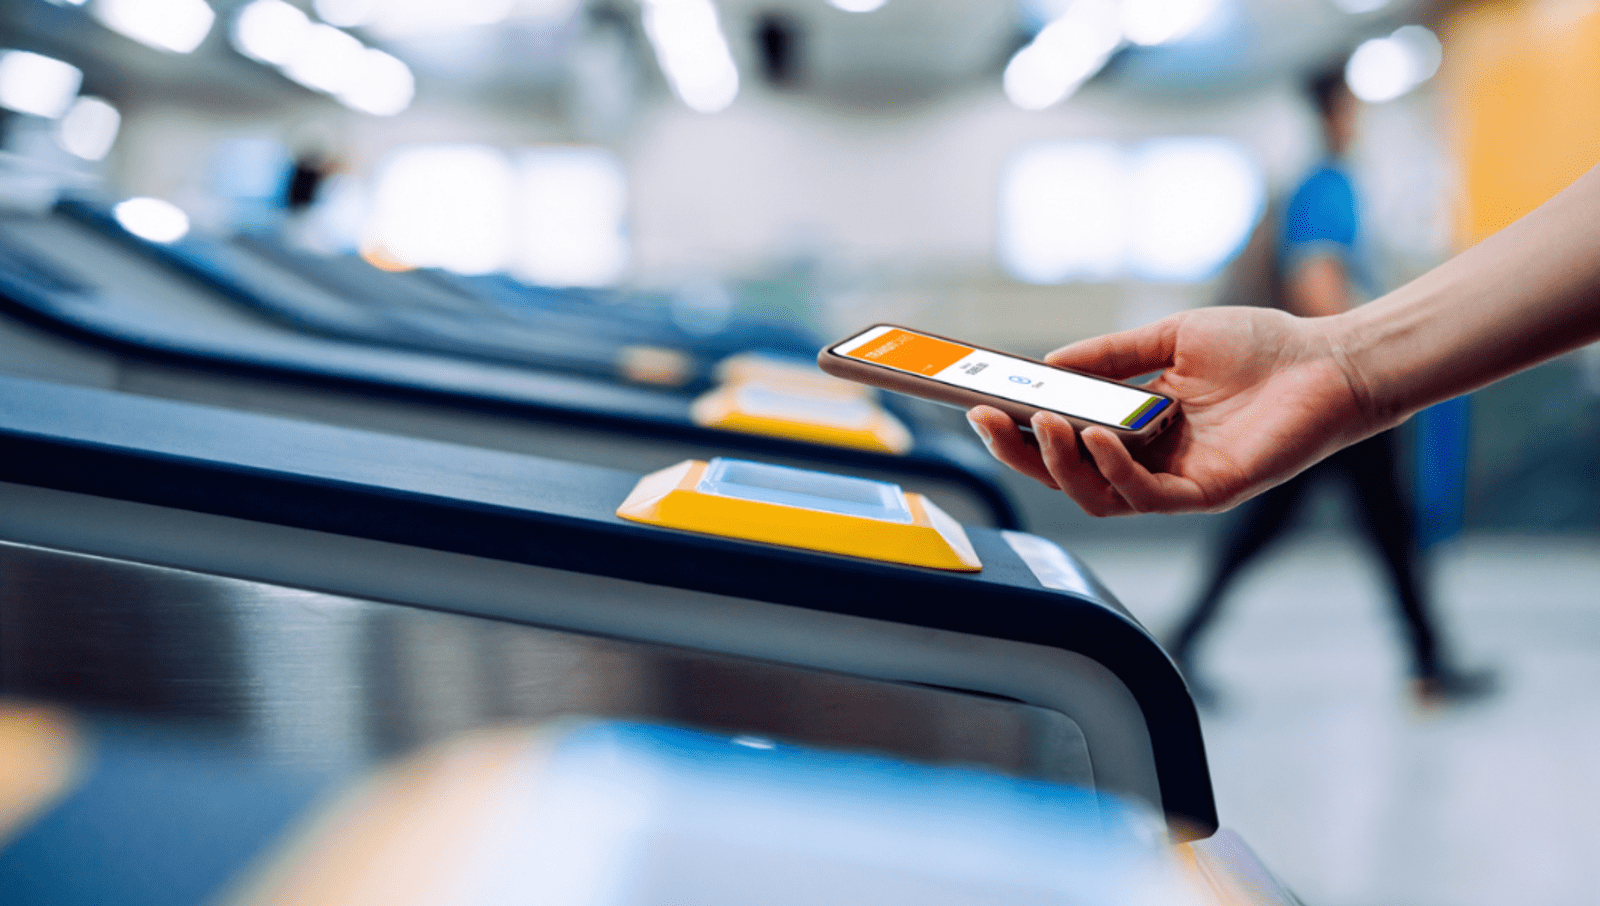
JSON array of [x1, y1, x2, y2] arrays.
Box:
[[1443, 4, 1600, 246]]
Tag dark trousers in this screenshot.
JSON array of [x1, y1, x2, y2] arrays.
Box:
[[1168, 430, 1442, 678]]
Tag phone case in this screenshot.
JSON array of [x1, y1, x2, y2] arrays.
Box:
[[817, 324, 1179, 446]]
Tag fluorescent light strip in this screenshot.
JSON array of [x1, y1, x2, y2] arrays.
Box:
[[57, 96, 121, 160], [0, 51, 82, 119], [641, 0, 739, 113], [230, 0, 414, 116], [94, 0, 216, 54]]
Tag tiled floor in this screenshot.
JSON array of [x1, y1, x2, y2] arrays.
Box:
[[1070, 532, 1600, 906]]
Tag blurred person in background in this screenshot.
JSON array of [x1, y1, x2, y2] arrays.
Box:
[[968, 165, 1600, 668], [283, 146, 338, 217], [277, 133, 361, 255], [1158, 64, 1495, 707]]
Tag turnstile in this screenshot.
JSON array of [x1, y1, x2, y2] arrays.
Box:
[[0, 374, 1306, 904], [59, 196, 812, 391], [0, 207, 1019, 527], [0, 374, 1208, 828]]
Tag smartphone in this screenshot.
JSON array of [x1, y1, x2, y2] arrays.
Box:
[[818, 324, 1179, 445]]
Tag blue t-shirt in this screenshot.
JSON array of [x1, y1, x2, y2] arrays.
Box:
[[1278, 162, 1378, 298]]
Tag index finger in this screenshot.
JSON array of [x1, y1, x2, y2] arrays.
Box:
[[1044, 315, 1181, 380]]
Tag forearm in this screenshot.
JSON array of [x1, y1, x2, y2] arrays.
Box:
[[1335, 164, 1600, 427]]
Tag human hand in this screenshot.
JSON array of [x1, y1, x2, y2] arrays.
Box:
[[966, 307, 1379, 516]]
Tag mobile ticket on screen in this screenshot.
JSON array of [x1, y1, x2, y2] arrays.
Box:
[[832, 326, 1170, 430]]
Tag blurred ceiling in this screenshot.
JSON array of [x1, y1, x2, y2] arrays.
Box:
[[0, 0, 1443, 119], [0, 0, 303, 110]]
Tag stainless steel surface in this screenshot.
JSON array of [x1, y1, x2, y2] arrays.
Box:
[[0, 541, 1093, 784]]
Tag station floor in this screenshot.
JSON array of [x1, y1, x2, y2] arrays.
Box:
[[1070, 531, 1600, 906]]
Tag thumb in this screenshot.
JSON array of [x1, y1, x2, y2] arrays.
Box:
[[1045, 315, 1182, 380]]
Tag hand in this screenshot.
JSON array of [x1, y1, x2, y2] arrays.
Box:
[[966, 307, 1378, 516]]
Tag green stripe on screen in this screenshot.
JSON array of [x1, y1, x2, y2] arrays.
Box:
[[1121, 397, 1161, 427]]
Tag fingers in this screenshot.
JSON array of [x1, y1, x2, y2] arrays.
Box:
[[967, 406, 1058, 489], [1077, 427, 1210, 514], [972, 407, 1214, 516], [1030, 415, 1133, 517], [1044, 315, 1182, 380]]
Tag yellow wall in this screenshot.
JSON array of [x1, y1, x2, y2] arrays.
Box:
[[1446, 0, 1600, 246], [1444, 0, 1600, 246]]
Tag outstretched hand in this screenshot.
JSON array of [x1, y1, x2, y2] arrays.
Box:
[[966, 307, 1380, 516]]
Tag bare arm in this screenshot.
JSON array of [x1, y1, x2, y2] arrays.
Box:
[[970, 163, 1600, 516], [1340, 165, 1600, 428]]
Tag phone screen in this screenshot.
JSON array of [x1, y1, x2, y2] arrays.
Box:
[[832, 326, 1170, 430]]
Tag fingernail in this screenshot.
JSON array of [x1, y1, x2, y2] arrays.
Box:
[[966, 415, 991, 446], [1030, 412, 1050, 447]]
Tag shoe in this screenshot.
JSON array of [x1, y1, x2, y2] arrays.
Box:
[[1413, 666, 1499, 708]]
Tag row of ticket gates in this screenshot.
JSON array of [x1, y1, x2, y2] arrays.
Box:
[[0, 194, 1301, 904]]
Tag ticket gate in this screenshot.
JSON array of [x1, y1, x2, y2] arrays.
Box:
[[57, 196, 815, 391], [0, 374, 1300, 903], [450, 269, 820, 361], [0, 207, 1019, 528], [0, 373, 1201, 822]]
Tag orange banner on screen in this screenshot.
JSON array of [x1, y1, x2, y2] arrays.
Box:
[[846, 329, 972, 376]]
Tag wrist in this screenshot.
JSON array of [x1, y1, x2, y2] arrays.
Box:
[[1333, 273, 1465, 432], [1320, 306, 1398, 437]]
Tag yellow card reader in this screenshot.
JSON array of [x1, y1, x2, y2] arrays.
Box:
[[616, 458, 981, 572], [689, 384, 913, 454]]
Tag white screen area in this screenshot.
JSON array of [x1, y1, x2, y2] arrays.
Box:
[[834, 326, 1168, 429]]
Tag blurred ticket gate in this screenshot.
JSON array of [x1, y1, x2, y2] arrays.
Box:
[[57, 196, 813, 391], [0, 206, 1019, 528], [0, 375, 1297, 903]]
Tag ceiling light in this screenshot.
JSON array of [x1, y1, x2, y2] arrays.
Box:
[[233, 6, 414, 115], [282, 23, 367, 95], [231, 0, 310, 65], [56, 96, 121, 160], [94, 0, 216, 54], [641, 0, 740, 113], [828, 0, 888, 11], [336, 49, 415, 116], [1120, 0, 1219, 46], [1346, 25, 1441, 103], [1346, 38, 1409, 102], [0, 51, 82, 119], [1003, 0, 1122, 110], [312, 0, 375, 28], [1391, 24, 1442, 83], [114, 197, 190, 244]]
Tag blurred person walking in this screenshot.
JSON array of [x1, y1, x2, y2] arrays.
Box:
[[1162, 65, 1493, 707]]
